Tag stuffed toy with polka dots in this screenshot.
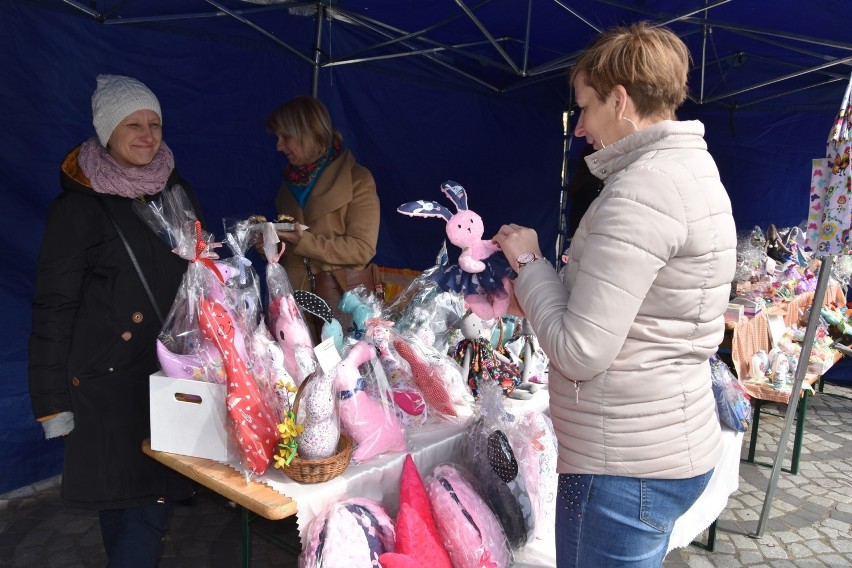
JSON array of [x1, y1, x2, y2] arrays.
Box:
[[398, 181, 513, 321], [295, 369, 341, 461], [198, 295, 278, 475]]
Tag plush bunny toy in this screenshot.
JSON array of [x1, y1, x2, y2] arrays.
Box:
[[454, 310, 539, 400], [398, 181, 513, 321], [335, 341, 407, 463]]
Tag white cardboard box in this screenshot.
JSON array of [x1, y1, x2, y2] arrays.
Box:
[[149, 372, 235, 462]]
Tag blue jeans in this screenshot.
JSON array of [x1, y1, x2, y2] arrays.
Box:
[[555, 470, 713, 567], [99, 502, 173, 568]]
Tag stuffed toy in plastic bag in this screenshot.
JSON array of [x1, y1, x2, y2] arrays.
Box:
[[299, 497, 396, 568], [261, 222, 318, 385], [366, 320, 426, 425], [334, 341, 407, 463], [464, 382, 535, 548], [398, 181, 513, 321], [710, 355, 751, 432], [393, 333, 473, 422], [424, 462, 511, 568], [295, 369, 341, 461]]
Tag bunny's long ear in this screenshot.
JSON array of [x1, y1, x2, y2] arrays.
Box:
[[293, 289, 334, 324], [440, 180, 468, 211], [397, 200, 453, 222]]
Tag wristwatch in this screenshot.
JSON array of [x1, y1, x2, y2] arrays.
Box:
[[516, 252, 540, 272]]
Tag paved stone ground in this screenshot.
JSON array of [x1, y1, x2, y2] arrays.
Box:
[[2, 381, 851, 567]]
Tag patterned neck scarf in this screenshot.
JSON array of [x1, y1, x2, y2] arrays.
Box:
[[78, 137, 174, 198], [285, 141, 342, 208]]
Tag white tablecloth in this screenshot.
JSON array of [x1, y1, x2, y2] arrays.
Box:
[[666, 426, 744, 552]]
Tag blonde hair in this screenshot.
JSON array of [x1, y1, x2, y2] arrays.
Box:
[[265, 95, 342, 157], [571, 22, 690, 119]]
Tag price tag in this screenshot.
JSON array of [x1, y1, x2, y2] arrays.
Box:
[[314, 337, 342, 374]]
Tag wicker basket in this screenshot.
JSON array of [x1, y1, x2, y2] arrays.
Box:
[[280, 372, 353, 484], [283, 431, 353, 484]]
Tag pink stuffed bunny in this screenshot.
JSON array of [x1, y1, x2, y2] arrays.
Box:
[[398, 181, 512, 321], [335, 341, 407, 463], [270, 293, 317, 385]]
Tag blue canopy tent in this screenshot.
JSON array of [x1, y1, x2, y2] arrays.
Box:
[[2, 0, 849, 493]]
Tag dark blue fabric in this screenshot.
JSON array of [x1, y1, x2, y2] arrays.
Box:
[[99, 503, 173, 568], [2, 0, 849, 493]]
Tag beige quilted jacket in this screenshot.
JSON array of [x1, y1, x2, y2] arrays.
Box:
[[516, 120, 737, 478]]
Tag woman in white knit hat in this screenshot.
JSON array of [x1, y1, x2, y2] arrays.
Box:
[[29, 74, 204, 567]]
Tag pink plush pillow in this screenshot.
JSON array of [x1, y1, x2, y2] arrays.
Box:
[[424, 463, 510, 568], [299, 497, 395, 568]]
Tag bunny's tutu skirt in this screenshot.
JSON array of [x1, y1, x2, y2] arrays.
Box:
[[434, 255, 513, 296]]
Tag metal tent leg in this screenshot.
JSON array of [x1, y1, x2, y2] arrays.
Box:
[[753, 255, 835, 537]]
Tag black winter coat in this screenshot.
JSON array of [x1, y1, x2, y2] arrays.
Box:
[[28, 144, 202, 510]]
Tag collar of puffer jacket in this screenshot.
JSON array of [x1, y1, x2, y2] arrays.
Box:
[[584, 119, 707, 182]]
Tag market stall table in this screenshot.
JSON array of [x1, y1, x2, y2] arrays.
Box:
[[740, 349, 843, 475], [143, 384, 745, 566]]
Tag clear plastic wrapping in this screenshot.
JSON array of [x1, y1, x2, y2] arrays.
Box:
[[333, 341, 407, 463], [423, 462, 511, 568], [261, 222, 318, 385]]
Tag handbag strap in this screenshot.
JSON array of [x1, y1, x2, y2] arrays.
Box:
[[99, 199, 165, 325]]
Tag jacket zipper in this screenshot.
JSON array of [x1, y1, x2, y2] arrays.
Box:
[[573, 380, 580, 403]]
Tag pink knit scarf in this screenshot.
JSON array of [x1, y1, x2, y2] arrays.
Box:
[[78, 137, 175, 198]]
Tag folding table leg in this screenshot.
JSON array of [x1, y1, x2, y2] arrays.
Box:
[[242, 507, 252, 568], [747, 399, 763, 463]]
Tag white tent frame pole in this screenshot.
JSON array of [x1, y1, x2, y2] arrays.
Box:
[[753, 254, 836, 538]]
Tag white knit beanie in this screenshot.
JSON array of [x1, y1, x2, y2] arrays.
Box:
[[91, 74, 162, 146]]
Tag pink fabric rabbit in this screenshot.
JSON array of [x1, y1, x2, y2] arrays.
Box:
[[335, 341, 407, 463], [270, 293, 317, 385], [397, 181, 512, 321]]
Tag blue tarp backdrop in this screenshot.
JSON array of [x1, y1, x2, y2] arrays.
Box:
[[2, 0, 850, 493]]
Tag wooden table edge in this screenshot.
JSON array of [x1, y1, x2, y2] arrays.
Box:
[[142, 439, 297, 521]]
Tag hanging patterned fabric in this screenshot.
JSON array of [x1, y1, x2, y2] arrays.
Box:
[[807, 72, 852, 255]]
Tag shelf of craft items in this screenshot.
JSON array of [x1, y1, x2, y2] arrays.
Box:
[[723, 286, 846, 475]]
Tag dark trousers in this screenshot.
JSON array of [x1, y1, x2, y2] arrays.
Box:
[[99, 502, 172, 568]]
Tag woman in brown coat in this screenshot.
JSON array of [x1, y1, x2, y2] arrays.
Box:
[[265, 96, 381, 323]]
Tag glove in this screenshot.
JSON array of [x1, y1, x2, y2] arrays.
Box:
[[41, 411, 74, 439]]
